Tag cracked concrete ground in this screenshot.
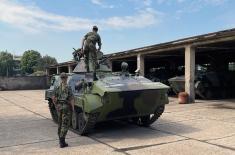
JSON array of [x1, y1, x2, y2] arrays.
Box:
[[0, 90, 234, 155]]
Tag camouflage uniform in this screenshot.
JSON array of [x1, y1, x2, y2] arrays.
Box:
[[54, 83, 73, 139], [83, 31, 102, 72]]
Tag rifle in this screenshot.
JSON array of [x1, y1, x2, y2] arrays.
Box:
[[98, 55, 112, 65], [73, 48, 114, 66], [72, 48, 84, 61]]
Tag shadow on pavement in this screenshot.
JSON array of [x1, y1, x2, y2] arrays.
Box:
[[88, 119, 199, 139]]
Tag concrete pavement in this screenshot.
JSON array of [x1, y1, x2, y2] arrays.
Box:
[[0, 90, 234, 155]]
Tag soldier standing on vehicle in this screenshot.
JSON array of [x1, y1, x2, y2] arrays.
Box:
[[52, 72, 74, 148], [81, 26, 102, 77]]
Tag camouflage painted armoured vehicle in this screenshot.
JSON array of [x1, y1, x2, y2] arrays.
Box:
[[45, 51, 169, 135], [168, 64, 235, 99]]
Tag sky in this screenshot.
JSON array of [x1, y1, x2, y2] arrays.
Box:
[[0, 0, 235, 62]]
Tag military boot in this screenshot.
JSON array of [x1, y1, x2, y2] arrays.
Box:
[[59, 137, 68, 148], [63, 138, 68, 147]]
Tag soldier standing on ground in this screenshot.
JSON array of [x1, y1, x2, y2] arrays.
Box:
[[81, 26, 102, 76], [52, 72, 74, 148]]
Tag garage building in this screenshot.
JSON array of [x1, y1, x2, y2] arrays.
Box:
[[109, 28, 235, 103]]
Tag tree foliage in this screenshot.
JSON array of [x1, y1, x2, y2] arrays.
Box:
[[20, 50, 41, 74], [0, 51, 14, 76], [1, 49, 57, 76], [36, 55, 57, 71]]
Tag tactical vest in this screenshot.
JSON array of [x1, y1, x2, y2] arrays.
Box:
[[56, 84, 69, 102], [86, 32, 99, 45]]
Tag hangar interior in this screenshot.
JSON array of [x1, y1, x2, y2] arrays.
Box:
[[138, 42, 233, 74], [111, 29, 235, 102], [112, 41, 235, 76]]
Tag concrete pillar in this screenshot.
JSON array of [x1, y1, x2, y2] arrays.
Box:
[[108, 60, 113, 71], [68, 65, 73, 73], [45, 68, 49, 76], [137, 54, 145, 76], [56, 67, 60, 74], [185, 45, 195, 103]]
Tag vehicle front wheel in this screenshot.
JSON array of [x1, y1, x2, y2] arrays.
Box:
[[72, 111, 79, 129], [78, 112, 88, 135], [132, 105, 165, 127], [195, 81, 213, 99]]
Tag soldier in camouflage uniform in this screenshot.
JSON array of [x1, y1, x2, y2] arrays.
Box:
[[81, 26, 102, 76], [53, 72, 74, 148]]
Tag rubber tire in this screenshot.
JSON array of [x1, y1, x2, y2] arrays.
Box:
[[141, 105, 165, 126], [195, 81, 213, 99], [204, 90, 213, 99], [72, 111, 79, 129], [132, 105, 165, 127], [78, 113, 87, 135]]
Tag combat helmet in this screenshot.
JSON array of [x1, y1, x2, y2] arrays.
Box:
[[121, 62, 128, 72], [60, 72, 68, 79], [93, 25, 98, 31]]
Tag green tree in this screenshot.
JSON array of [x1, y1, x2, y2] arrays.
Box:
[[0, 51, 14, 77], [20, 50, 41, 74], [36, 55, 57, 71]]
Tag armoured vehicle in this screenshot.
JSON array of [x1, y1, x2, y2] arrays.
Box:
[[45, 50, 169, 135], [146, 67, 173, 84], [168, 64, 235, 99]]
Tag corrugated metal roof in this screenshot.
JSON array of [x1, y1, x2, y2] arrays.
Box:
[[48, 60, 76, 68], [108, 28, 235, 59]]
